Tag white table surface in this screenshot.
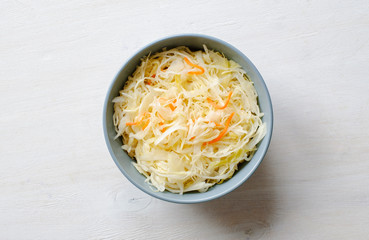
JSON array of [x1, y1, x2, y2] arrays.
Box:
[[1, 1, 369, 239]]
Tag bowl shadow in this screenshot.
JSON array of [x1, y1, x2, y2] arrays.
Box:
[[191, 153, 275, 238]]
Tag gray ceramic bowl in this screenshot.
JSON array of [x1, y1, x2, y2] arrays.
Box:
[[103, 34, 273, 204]]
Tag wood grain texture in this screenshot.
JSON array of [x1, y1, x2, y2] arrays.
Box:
[[1, 0, 369, 239]]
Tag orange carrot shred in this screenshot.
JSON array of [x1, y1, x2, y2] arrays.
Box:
[[142, 119, 150, 130], [151, 74, 156, 78], [126, 112, 149, 126], [207, 91, 233, 110], [204, 120, 222, 127], [190, 136, 196, 140], [157, 112, 164, 121], [184, 57, 205, 75], [169, 103, 176, 111], [204, 112, 235, 145], [126, 116, 144, 126], [159, 97, 176, 111], [161, 127, 166, 133]]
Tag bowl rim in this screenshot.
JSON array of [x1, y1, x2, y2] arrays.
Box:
[[103, 33, 273, 204]]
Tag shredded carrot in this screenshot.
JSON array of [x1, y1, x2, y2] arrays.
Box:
[[171, 99, 177, 110], [126, 112, 149, 126], [146, 79, 152, 85], [158, 115, 165, 130], [142, 119, 150, 130], [157, 112, 165, 122], [190, 136, 196, 140], [169, 103, 176, 111], [126, 116, 144, 126], [204, 121, 222, 127], [161, 127, 166, 133], [159, 97, 176, 111], [207, 91, 233, 110], [151, 74, 156, 78], [184, 57, 205, 75], [204, 112, 235, 145]]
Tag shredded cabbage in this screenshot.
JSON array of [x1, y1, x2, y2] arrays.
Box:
[[113, 46, 266, 194]]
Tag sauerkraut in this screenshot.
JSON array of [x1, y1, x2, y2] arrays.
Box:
[[113, 46, 266, 194]]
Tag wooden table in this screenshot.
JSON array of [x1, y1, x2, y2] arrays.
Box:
[[1, 1, 368, 239]]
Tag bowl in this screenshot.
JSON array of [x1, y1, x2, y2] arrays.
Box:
[[103, 34, 273, 203]]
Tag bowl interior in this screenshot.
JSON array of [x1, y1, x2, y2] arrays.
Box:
[[103, 34, 273, 203]]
